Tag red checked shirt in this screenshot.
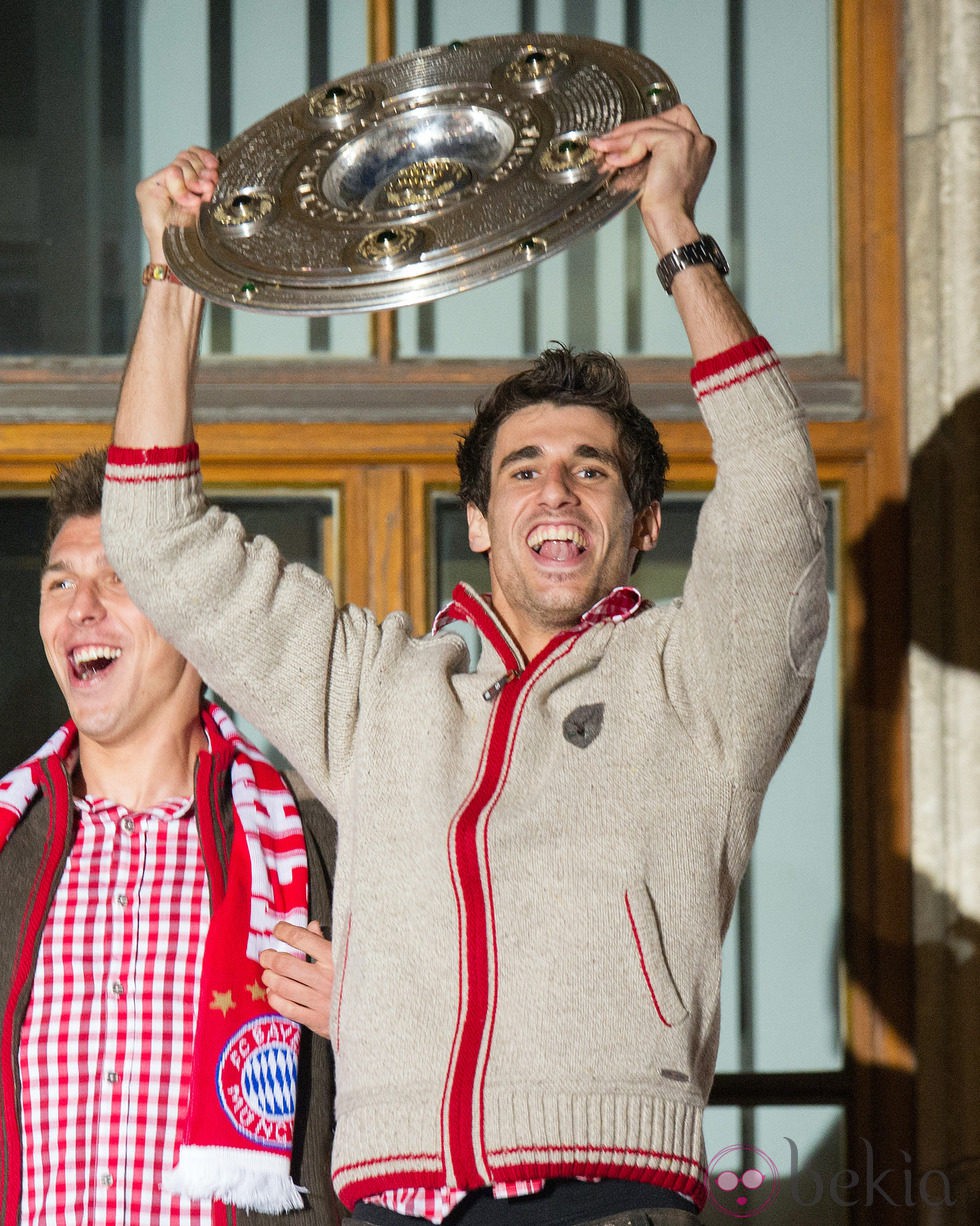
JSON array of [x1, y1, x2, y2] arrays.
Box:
[[18, 793, 212, 1226]]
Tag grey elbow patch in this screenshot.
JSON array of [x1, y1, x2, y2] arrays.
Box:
[[787, 551, 830, 678]]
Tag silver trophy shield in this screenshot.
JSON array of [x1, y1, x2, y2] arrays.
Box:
[[163, 34, 679, 315]]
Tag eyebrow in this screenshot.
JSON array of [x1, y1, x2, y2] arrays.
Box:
[[497, 444, 542, 471], [496, 443, 622, 473], [41, 553, 111, 579]]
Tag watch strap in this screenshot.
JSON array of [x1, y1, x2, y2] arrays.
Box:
[[656, 234, 730, 295]]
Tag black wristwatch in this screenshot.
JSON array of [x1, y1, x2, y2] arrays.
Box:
[[656, 234, 730, 295]]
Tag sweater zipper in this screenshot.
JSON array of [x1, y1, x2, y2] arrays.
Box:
[[482, 670, 519, 702], [442, 631, 578, 1189]]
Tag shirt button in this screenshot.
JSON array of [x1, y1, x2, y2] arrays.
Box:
[[122, 818, 135, 833], [111, 981, 124, 997], [106, 1070, 119, 1083], [116, 893, 128, 907], [100, 1173, 114, 1187]]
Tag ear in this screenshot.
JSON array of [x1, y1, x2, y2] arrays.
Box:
[[466, 502, 491, 554], [630, 502, 661, 553]]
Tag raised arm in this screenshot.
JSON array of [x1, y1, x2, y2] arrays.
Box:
[[102, 147, 384, 806], [113, 147, 218, 448], [596, 108, 828, 789], [591, 106, 755, 360]]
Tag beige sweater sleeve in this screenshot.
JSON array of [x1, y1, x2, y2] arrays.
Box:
[[658, 339, 829, 789], [101, 446, 387, 811]]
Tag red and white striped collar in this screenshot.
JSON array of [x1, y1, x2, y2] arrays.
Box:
[[432, 582, 648, 643], [578, 584, 649, 626]]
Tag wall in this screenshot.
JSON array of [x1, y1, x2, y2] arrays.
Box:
[[904, 1, 980, 1221]]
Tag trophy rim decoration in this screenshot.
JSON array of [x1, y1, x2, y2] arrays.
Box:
[[163, 33, 680, 315]]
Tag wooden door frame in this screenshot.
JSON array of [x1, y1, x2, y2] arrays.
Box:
[[0, 0, 910, 1215]]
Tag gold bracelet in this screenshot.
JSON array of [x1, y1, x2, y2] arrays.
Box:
[[142, 262, 182, 286]]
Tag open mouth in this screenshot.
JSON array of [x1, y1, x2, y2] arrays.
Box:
[[527, 524, 588, 562], [70, 645, 121, 683]]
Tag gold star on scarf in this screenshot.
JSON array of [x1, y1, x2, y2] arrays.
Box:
[[210, 989, 236, 1017], [246, 979, 267, 1002]]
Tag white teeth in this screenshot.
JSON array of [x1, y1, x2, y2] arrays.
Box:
[[71, 646, 122, 666], [527, 525, 587, 551]]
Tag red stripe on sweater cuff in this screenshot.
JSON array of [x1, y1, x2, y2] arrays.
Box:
[[689, 335, 772, 387], [106, 441, 200, 468]]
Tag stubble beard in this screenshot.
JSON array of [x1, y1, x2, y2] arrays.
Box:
[[516, 568, 603, 635]]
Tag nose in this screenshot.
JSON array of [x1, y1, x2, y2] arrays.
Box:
[[67, 582, 106, 625], [538, 464, 579, 508]]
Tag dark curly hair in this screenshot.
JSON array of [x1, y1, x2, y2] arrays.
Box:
[[44, 447, 107, 562], [457, 345, 668, 515]]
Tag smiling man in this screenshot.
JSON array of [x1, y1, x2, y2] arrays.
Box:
[[0, 450, 343, 1225], [100, 105, 829, 1225], [459, 356, 665, 660]]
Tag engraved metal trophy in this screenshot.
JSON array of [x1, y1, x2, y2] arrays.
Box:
[[163, 34, 679, 314]]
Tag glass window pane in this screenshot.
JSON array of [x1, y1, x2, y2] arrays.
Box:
[[393, 0, 837, 358], [431, 488, 843, 1075], [200, 489, 338, 766], [214, 490, 338, 575], [747, 583, 843, 1072], [0, 496, 70, 767], [2, 1, 836, 359], [632, 493, 843, 1074], [0, 489, 336, 774], [432, 486, 490, 609]]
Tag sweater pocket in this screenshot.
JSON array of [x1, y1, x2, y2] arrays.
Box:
[[332, 910, 352, 1052], [624, 885, 689, 1027]]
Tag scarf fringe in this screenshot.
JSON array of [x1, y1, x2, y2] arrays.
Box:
[[164, 1145, 307, 1212]]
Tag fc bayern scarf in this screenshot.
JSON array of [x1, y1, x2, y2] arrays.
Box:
[[0, 703, 310, 1214]]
